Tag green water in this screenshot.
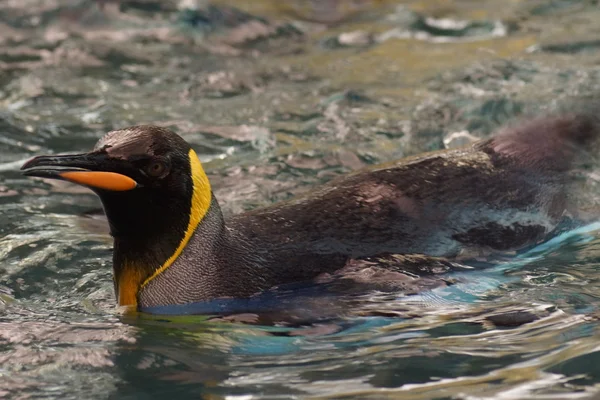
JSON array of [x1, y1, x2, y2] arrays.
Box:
[[3, 0, 600, 398]]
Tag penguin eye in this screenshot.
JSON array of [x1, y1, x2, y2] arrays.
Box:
[[145, 160, 168, 178]]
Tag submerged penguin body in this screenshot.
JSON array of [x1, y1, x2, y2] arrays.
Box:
[[21, 114, 600, 309]]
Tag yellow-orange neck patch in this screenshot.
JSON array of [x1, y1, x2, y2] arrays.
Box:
[[117, 149, 212, 306], [118, 263, 144, 306]]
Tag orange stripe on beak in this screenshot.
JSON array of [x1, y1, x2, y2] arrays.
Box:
[[60, 171, 137, 191]]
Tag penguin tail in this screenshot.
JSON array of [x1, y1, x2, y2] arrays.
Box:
[[480, 111, 600, 171]]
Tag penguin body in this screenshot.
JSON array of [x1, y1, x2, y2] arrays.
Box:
[[21, 114, 600, 308]]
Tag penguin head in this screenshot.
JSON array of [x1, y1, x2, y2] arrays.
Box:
[[21, 126, 213, 306]]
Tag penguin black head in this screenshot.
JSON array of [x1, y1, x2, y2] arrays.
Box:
[[21, 126, 213, 306]]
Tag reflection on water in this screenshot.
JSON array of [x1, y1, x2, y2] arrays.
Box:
[[3, 0, 600, 398]]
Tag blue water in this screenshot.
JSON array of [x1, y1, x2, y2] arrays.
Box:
[[4, 0, 600, 398]]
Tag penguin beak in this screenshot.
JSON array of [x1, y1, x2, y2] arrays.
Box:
[[21, 153, 138, 192]]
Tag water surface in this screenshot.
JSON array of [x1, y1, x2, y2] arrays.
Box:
[[3, 0, 600, 398]]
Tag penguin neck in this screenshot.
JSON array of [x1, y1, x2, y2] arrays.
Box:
[[136, 197, 242, 309], [110, 148, 215, 306], [112, 196, 226, 307]]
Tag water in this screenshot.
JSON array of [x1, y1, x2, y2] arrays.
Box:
[[3, 0, 600, 398]]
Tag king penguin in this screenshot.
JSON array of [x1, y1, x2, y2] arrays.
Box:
[[21, 113, 600, 309]]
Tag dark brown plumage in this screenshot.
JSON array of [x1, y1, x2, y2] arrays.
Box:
[[20, 113, 600, 309]]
